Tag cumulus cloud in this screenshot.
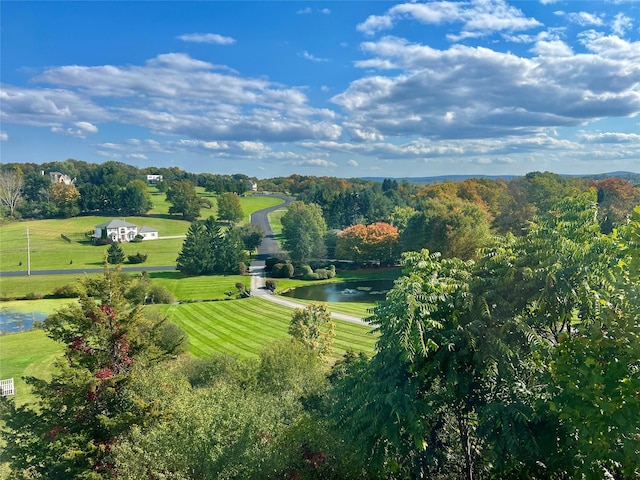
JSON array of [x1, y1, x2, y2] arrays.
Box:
[[334, 34, 640, 140], [293, 158, 338, 167], [177, 33, 236, 45], [357, 0, 541, 39], [9, 53, 342, 143], [0, 131, 8, 141], [51, 121, 99, 138], [127, 153, 148, 159], [347, 159, 359, 166], [578, 131, 640, 143], [611, 13, 633, 37]]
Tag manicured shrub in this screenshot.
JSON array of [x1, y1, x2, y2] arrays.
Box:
[[238, 261, 248, 275], [265, 256, 285, 272], [127, 252, 148, 264], [265, 279, 278, 292], [146, 285, 175, 304], [272, 262, 294, 278]]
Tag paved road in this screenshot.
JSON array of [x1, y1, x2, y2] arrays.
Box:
[[0, 265, 176, 277], [250, 194, 293, 263]]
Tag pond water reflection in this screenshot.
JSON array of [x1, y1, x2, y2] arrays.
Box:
[[281, 279, 395, 303], [0, 309, 48, 333]]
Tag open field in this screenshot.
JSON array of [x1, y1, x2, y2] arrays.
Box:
[[0, 216, 189, 272], [0, 193, 285, 276], [154, 297, 377, 362], [0, 329, 63, 405], [148, 271, 250, 301]]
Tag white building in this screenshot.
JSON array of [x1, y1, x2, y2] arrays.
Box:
[[94, 219, 158, 242], [146, 174, 163, 184]]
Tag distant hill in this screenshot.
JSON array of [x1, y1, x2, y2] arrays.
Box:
[[361, 172, 640, 185]]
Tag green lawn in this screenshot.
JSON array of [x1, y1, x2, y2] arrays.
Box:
[[155, 297, 377, 363], [0, 329, 63, 405], [149, 271, 250, 301], [0, 216, 190, 273]]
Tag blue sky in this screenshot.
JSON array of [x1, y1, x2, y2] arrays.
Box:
[[1, 1, 639, 179]]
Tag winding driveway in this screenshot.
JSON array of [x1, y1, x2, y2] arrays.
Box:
[[248, 195, 367, 326]]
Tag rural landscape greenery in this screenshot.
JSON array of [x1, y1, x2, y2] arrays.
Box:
[[0, 159, 639, 479]]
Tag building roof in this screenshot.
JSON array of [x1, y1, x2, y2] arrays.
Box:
[[137, 226, 158, 233], [95, 219, 138, 229]]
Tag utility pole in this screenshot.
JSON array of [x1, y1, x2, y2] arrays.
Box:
[[26, 227, 31, 276]]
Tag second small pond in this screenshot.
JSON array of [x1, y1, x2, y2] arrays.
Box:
[[281, 279, 395, 303]]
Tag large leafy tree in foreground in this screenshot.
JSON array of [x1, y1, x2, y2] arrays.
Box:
[[331, 193, 640, 479], [0, 267, 184, 479]]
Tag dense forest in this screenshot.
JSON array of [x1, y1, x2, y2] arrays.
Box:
[[1, 159, 639, 479]]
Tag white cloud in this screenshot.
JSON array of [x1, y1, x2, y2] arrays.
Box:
[[0, 131, 8, 141], [11, 53, 342, 143], [334, 35, 640, 140], [347, 159, 359, 166], [357, 0, 541, 39], [578, 131, 640, 143], [293, 158, 337, 167], [127, 153, 148, 159], [177, 33, 236, 45], [611, 13, 633, 37], [297, 7, 330, 15], [301, 51, 329, 62], [51, 120, 98, 138], [566, 11, 605, 27]]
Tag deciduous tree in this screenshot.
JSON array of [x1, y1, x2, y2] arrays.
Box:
[[167, 180, 200, 221], [282, 201, 327, 266], [0, 169, 24, 217], [216, 192, 244, 224], [289, 303, 335, 359]]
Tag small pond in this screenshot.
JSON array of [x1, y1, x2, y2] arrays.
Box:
[[0, 309, 48, 333], [281, 279, 395, 303]]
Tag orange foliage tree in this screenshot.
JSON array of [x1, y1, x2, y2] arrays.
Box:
[[336, 222, 399, 265]]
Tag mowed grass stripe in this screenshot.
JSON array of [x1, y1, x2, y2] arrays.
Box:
[[176, 307, 264, 357], [165, 298, 376, 360]]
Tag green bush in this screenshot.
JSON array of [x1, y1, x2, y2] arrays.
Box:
[[265, 256, 285, 272], [51, 284, 80, 298], [127, 252, 148, 264], [272, 262, 294, 278], [146, 285, 175, 304], [131, 234, 144, 243], [265, 279, 278, 292], [302, 264, 336, 280]]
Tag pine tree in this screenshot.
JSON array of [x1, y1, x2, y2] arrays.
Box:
[[106, 242, 125, 265]]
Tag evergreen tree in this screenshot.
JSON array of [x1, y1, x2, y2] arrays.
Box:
[[106, 242, 125, 265]]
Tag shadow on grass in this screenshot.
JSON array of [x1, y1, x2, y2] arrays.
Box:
[[148, 271, 188, 280]]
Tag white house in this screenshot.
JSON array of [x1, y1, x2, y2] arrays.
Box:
[[94, 219, 158, 243], [146, 174, 163, 184]]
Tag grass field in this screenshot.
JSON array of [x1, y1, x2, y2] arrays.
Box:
[[0, 329, 63, 405], [154, 297, 377, 362]]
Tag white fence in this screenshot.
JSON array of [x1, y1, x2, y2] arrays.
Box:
[[0, 378, 15, 396]]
